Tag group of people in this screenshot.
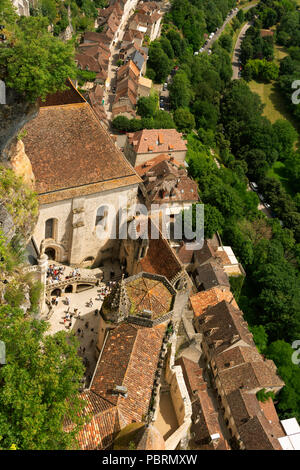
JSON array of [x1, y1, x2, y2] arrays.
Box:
[[97, 281, 116, 300], [47, 264, 65, 283], [46, 265, 81, 285]]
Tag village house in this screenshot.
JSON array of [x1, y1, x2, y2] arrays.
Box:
[[73, 269, 192, 450], [128, 5, 162, 41], [136, 154, 198, 228], [176, 356, 229, 450], [192, 239, 245, 278], [124, 129, 188, 167], [97, 0, 140, 46], [190, 286, 239, 317], [193, 299, 285, 450], [112, 60, 140, 119], [22, 81, 141, 268], [119, 216, 191, 291], [75, 32, 111, 84], [138, 76, 152, 98], [192, 262, 231, 292]]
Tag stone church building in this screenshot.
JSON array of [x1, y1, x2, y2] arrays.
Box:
[[23, 82, 141, 267]]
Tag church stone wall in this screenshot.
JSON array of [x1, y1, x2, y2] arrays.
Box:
[[33, 183, 138, 265]]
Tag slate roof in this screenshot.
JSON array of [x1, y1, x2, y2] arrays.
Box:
[[131, 50, 145, 71], [196, 300, 255, 355], [193, 239, 215, 265], [218, 361, 284, 395]]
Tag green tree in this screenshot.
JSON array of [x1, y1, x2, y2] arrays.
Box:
[[147, 42, 172, 83], [173, 107, 195, 132], [169, 70, 192, 109], [266, 340, 300, 421], [137, 95, 158, 118], [250, 325, 268, 353], [0, 305, 87, 449], [203, 203, 224, 238], [0, 13, 77, 101], [219, 34, 233, 53]]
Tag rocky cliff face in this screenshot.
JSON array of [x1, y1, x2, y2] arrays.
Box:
[[6, 138, 35, 190], [0, 87, 39, 161]]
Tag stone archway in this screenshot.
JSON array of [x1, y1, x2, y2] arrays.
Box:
[[51, 288, 62, 297], [45, 247, 56, 260]]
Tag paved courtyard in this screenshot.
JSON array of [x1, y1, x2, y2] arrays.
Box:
[[45, 259, 122, 386]]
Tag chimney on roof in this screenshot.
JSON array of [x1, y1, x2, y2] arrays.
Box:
[[112, 385, 128, 397]]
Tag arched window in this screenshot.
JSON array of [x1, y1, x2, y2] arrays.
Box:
[[95, 206, 109, 230], [45, 218, 58, 240]]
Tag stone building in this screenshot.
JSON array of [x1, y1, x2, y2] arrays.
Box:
[[136, 153, 199, 213], [194, 300, 285, 450], [124, 129, 188, 167], [119, 216, 191, 290], [23, 81, 141, 266]]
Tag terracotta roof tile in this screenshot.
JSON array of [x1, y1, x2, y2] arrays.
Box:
[[127, 129, 187, 155], [190, 287, 238, 317], [23, 101, 140, 196], [90, 322, 165, 422], [135, 154, 182, 176], [139, 219, 183, 282]]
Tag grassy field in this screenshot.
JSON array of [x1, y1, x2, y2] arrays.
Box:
[[249, 79, 299, 194], [249, 80, 300, 135], [274, 44, 288, 64]]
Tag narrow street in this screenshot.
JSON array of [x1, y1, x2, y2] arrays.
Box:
[[202, 9, 239, 53], [232, 21, 252, 79]]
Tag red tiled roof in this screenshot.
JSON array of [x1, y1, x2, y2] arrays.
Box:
[[135, 154, 182, 176], [77, 321, 165, 450], [139, 219, 183, 282], [127, 129, 187, 154], [91, 322, 165, 419], [190, 287, 238, 317], [23, 101, 140, 198]]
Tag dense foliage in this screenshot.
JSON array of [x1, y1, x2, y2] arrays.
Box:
[[0, 305, 86, 449], [0, 1, 77, 101], [0, 167, 87, 449]]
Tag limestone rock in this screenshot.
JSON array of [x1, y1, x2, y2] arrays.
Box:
[[19, 284, 31, 314], [0, 203, 15, 243], [0, 87, 39, 160], [7, 139, 35, 190]]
